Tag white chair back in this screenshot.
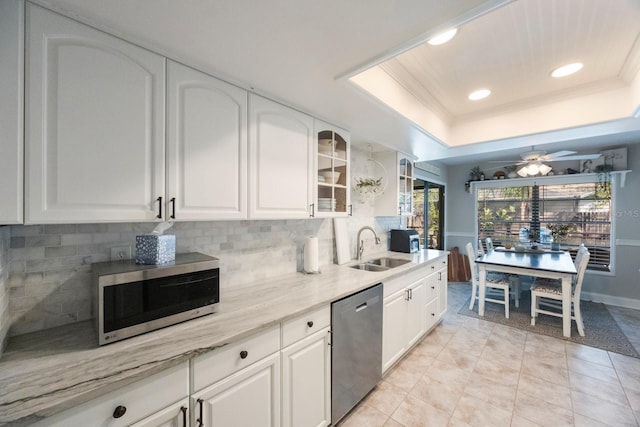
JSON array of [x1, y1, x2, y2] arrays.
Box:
[[465, 242, 479, 286], [477, 239, 485, 255], [485, 237, 494, 251], [573, 243, 587, 270], [573, 248, 590, 300]]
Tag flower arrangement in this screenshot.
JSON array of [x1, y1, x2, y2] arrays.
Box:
[[354, 177, 384, 203], [546, 223, 574, 243]]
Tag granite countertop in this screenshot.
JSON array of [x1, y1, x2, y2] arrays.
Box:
[[0, 249, 447, 426]]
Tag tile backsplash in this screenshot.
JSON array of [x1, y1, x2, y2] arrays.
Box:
[[6, 215, 402, 337]]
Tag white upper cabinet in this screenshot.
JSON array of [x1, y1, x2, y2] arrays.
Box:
[[25, 4, 165, 223], [248, 94, 314, 219], [167, 61, 248, 220], [314, 120, 351, 217], [0, 0, 23, 224], [374, 151, 414, 216]]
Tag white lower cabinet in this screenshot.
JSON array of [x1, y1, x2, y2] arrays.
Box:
[[191, 353, 281, 427], [281, 306, 331, 427], [31, 363, 189, 427], [382, 278, 425, 373], [382, 257, 448, 373], [190, 309, 332, 427]]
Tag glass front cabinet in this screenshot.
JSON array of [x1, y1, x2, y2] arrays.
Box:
[[314, 120, 351, 217], [398, 157, 414, 215], [374, 151, 415, 216]]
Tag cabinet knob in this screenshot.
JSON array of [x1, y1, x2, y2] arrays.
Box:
[[113, 405, 127, 419], [240, 350, 248, 359], [431, 286, 435, 289], [307, 321, 314, 328]]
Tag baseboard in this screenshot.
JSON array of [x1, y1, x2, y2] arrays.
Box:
[[581, 291, 640, 310]]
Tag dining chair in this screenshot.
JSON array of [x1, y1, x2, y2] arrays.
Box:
[[530, 246, 590, 336], [465, 242, 512, 318], [481, 237, 520, 307], [477, 239, 485, 256], [485, 237, 494, 251]]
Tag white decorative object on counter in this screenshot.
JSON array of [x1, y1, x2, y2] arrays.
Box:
[[304, 236, 320, 273], [135, 234, 176, 264]]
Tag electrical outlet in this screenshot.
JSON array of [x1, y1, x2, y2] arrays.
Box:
[[110, 246, 131, 261]]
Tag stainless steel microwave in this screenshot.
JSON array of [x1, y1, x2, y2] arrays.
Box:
[[92, 252, 220, 345]]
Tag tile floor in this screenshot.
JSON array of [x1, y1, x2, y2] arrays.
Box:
[[338, 283, 640, 427]]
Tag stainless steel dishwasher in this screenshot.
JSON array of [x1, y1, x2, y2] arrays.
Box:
[[331, 283, 383, 424]]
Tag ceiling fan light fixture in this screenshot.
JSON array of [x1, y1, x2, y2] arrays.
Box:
[[517, 165, 529, 177], [517, 161, 552, 177], [539, 163, 552, 175], [468, 89, 491, 101], [427, 28, 457, 45], [551, 62, 583, 78]]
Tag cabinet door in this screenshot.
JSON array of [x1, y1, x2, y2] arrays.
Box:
[[281, 328, 331, 427], [437, 267, 448, 318], [0, 0, 23, 224], [26, 4, 165, 223], [130, 399, 188, 427], [167, 61, 247, 220], [192, 352, 281, 427], [382, 288, 409, 372], [248, 94, 313, 219], [406, 279, 426, 348]]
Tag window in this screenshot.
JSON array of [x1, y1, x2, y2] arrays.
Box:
[[477, 180, 612, 272]]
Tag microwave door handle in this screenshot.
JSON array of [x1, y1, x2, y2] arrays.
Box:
[[159, 275, 218, 288]]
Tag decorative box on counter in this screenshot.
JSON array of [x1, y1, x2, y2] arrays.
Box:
[[135, 234, 176, 264]]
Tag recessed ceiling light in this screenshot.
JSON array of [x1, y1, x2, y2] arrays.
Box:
[[551, 62, 583, 78], [427, 28, 458, 45], [468, 89, 491, 101]]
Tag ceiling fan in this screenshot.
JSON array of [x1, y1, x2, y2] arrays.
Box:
[[490, 148, 602, 177]]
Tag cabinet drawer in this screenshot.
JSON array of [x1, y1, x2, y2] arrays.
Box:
[[281, 305, 330, 348], [192, 324, 280, 392], [425, 276, 438, 303], [383, 264, 431, 297], [32, 362, 189, 427], [425, 298, 439, 330]]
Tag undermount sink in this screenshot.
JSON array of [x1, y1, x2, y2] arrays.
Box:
[[366, 257, 411, 268], [350, 257, 411, 272], [350, 263, 389, 272]]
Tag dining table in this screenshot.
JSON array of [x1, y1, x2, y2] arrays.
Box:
[[475, 248, 577, 337]]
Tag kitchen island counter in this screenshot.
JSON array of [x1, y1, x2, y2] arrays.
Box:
[[0, 249, 447, 426]]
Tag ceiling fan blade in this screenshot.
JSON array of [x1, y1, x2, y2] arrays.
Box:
[[544, 154, 601, 161], [487, 160, 526, 163], [541, 150, 576, 160]]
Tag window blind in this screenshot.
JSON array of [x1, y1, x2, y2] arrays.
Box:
[[477, 182, 612, 271]]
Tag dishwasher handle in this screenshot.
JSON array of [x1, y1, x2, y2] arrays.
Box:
[[355, 302, 368, 312]]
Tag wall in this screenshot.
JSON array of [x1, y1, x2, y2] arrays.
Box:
[[445, 144, 640, 308], [0, 227, 10, 353], [5, 147, 402, 337]]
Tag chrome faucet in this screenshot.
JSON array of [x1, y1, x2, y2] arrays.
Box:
[[357, 226, 381, 261]]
